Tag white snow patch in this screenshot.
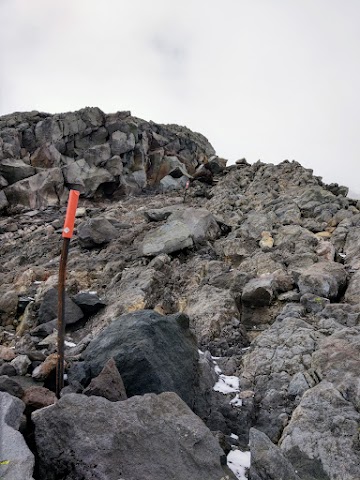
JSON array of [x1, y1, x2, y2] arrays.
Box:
[[64, 341, 77, 347], [230, 394, 243, 407], [227, 449, 251, 480], [213, 374, 240, 394], [339, 253, 346, 258], [230, 433, 239, 440]]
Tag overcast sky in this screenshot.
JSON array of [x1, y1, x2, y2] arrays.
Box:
[[1, 0, 359, 193]]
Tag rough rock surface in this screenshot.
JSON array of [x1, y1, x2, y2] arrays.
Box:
[[79, 310, 199, 408], [0, 392, 35, 480], [1, 108, 360, 479], [33, 392, 233, 480]]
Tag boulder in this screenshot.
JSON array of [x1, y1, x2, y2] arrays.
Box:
[[297, 262, 347, 300], [30, 143, 61, 168], [0, 159, 36, 184], [242, 276, 274, 307], [62, 159, 114, 197], [249, 428, 301, 480], [84, 143, 112, 167], [38, 288, 83, 325], [80, 310, 199, 408], [279, 381, 360, 480], [4, 167, 64, 208], [140, 219, 193, 256], [110, 130, 136, 155], [140, 208, 221, 256], [77, 217, 118, 248], [0, 392, 35, 480], [33, 392, 231, 480]]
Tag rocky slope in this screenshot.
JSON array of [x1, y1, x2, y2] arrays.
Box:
[[1, 107, 360, 480]]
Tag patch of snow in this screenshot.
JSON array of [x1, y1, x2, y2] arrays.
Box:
[[339, 253, 346, 258], [213, 374, 240, 394], [33, 281, 43, 285], [227, 449, 251, 480], [230, 433, 239, 440], [214, 364, 222, 375], [230, 394, 243, 407], [64, 340, 77, 347]]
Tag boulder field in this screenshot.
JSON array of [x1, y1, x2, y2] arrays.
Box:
[[1, 107, 360, 480]]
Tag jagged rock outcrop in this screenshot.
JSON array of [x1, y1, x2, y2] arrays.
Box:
[[0, 107, 217, 209]]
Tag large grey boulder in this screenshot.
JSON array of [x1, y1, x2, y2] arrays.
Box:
[[297, 261, 347, 300], [110, 130, 136, 155], [279, 381, 360, 480], [4, 167, 64, 208], [79, 310, 199, 408], [0, 189, 8, 210], [0, 392, 35, 480], [249, 428, 301, 480], [141, 219, 193, 256], [33, 392, 232, 480], [140, 208, 221, 256], [0, 159, 36, 184], [62, 158, 114, 197]]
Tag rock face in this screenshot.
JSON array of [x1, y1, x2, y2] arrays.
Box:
[[1, 108, 360, 479], [0, 392, 35, 480], [0, 107, 217, 209], [33, 392, 232, 480]]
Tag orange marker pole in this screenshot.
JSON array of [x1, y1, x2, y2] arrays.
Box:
[[56, 190, 80, 398]]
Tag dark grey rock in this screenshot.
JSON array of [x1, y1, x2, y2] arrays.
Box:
[[77, 217, 118, 248], [242, 276, 274, 307], [81, 310, 199, 408], [249, 428, 301, 480], [0, 158, 36, 184], [33, 392, 232, 480], [0, 375, 24, 398], [83, 358, 127, 401], [38, 288, 83, 325], [72, 292, 106, 315]]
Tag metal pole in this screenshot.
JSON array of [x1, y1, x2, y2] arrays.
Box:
[[56, 237, 70, 397], [56, 190, 80, 398]]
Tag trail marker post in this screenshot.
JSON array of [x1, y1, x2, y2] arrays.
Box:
[[56, 189, 80, 398]]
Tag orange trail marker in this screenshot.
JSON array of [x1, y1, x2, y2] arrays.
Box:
[[56, 190, 80, 398]]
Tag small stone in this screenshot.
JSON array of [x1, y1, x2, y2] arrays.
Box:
[[0, 363, 17, 376], [10, 355, 31, 375], [259, 231, 274, 249], [0, 345, 16, 361], [22, 386, 56, 413], [0, 375, 24, 398], [83, 358, 127, 402], [32, 353, 58, 381]]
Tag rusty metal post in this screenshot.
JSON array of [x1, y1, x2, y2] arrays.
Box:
[[56, 190, 80, 398]]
